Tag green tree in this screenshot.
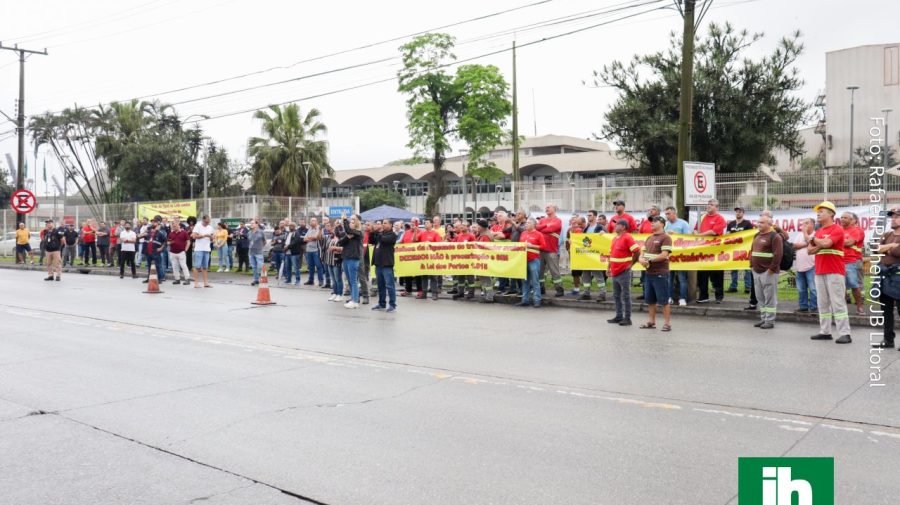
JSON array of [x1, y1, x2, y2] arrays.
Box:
[[398, 33, 511, 215], [0, 163, 13, 205], [358, 187, 408, 212], [247, 104, 332, 197], [593, 22, 809, 175]]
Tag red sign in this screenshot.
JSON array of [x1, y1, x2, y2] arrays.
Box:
[[10, 188, 36, 214], [693, 171, 708, 194]]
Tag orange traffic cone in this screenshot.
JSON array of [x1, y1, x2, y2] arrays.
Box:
[[144, 263, 163, 294], [251, 264, 276, 305]]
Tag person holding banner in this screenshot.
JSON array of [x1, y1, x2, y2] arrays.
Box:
[[607, 219, 641, 326], [873, 207, 900, 349], [695, 199, 727, 304], [792, 218, 818, 314], [749, 215, 784, 330], [726, 207, 753, 294], [664, 206, 691, 306], [475, 219, 496, 303], [639, 216, 673, 331], [809, 201, 852, 344], [416, 219, 442, 300], [580, 210, 607, 302], [451, 222, 477, 300], [517, 218, 546, 308], [536, 204, 564, 298]]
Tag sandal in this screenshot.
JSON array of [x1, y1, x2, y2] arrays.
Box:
[[661, 324, 671, 332], [639, 323, 656, 329], [204, 284, 213, 288]]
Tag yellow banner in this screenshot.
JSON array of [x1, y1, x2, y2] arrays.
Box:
[[570, 230, 757, 271], [394, 242, 527, 279], [138, 200, 197, 221]]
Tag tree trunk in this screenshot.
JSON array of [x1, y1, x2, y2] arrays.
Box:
[[426, 152, 445, 217]]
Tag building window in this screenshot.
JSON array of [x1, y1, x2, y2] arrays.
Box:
[[886, 46, 900, 86]]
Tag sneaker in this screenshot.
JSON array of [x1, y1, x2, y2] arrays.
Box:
[[55, 276, 60, 281], [726, 288, 738, 293], [678, 299, 687, 307], [173, 280, 181, 285], [810, 333, 833, 340], [618, 319, 633, 326], [696, 298, 709, 304], [794, 308, 810, 313], [667, 298, 673, 305], [759, 322, 774, 329], [371, 305, 385, 311], [362, 297, 370, 305], [872, 340, 895, 349], [607, 318, 623, 324], [743, 305, 757, 311], [303, 281, 313, 285], [343, 301, 358, 309], [568, 289, 580, 296], [44, 276, 53, 281], [835, 335, 852, 344], [415, 291, 425, 299], [714, 299, 723, 304], [386, 306, 397, 313], [328, 294, 336, 301], [579, 293, 591, 301], [754, 322, 764, 327], [250, 281, 259, 286], [516, 301, 532, 307], [142, 279, 149, 284]]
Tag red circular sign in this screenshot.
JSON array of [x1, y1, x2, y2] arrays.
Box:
[[693, 171, 708, 194], [10, 188, 37, 214]]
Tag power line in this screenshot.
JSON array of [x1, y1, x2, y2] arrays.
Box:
[[188, 1, 669, 123]]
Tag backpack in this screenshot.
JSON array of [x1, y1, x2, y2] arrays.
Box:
[[771, 231, 794, 271]]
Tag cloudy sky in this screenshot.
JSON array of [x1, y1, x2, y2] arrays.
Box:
[[0, 0, 896, 194]]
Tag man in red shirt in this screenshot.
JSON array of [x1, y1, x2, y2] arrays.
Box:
[[809, 201, 852, 344], [167, 216, 191, 285], [840, 211, 865, 316], [694, 199, 727, 303], [474, 219, 495, 303], [451, 221, 477, 300], [607, 219, 640, 326], [607, 199, 636, 233], [417, 219, 442, 299], [536, 204, 564, 297], [517, 217, 546, 308], [491, 211, 515, 295], [81, 219, 98, 266]]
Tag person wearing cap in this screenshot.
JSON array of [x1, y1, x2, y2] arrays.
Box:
[[809, 201, 852, 344], [607, 218, 641, 326], [749, 214, 783, 329], [635, 205, 661, 301], [451, 221, 477, 300], [474, 219, 496, 303], [62, 223, 79, 267], [41, 220, 65, 281], [694, 199, 727, 303], [639, 216, 673, 331], [517, 217, 546, 308], [839, 211, 866, 316], [140, 216, 168, 284], [727, 206, 753, 294], [872, 207, 900, 349], [663, 206, 691, 306], [607, 200, 636, 233], [536, 204, 564, 297]]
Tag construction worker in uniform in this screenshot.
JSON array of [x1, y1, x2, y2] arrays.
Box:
[[475, 219, 495, 303], [809, 201, 852, 344], [451, 222, 476, 300], [749, 214, 784, 330], [536, 204, 564, 297]]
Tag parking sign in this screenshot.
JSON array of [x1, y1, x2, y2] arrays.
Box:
[[684, 161, 716, 206]]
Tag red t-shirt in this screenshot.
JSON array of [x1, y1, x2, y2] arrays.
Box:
[[490, 223, 512, 241], [417, 230, 441, 243], [536, 216, 561, 253], [401, 229, 417, 243], [842, 225, 864, 264], [637, 219, 653, 234], [520, 230, 545, 261], [607, 212, 636, 233], [82, 225, 96, 244], [453, 233, 476, 242], [477, 234, 492, 243], [814, 223, 845, 275], [168, 229, 190, 254], [609, 233, 638, 277], [109, 226, 118, 246], [697, 213, 726, 235]]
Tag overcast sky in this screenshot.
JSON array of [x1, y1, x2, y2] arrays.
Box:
[[1, 0, 897, 194]]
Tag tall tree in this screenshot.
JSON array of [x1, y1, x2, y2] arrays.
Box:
[[247, 104, 332, 197], [398, 33, 511, 215], [593, 22, 809, 175]]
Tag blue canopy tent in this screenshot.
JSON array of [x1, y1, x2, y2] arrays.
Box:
[[359, 205, 421, 222]]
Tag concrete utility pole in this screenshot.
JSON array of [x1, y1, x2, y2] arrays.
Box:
[[0, 42, 48, 226], [847, 85, 859, 205], [511, 40, 520, 211], [674, 0, 695, 220]]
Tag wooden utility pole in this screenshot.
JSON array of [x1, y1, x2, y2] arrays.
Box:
[[0, 42, 48, 226], [674, 0, 695, 220]]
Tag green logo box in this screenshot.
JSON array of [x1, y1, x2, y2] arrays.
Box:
[[738, 457, 834, 505]]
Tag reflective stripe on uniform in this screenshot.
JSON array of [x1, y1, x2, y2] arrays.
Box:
[[818, 249, 844, 256], [833, 311, 849, 320], [629, 244, 639, 251], [661, 246, 673, 251], [760, 307, 778, 313], [751, 252, 774, 258], [819, 312, 832, 318], [609, 257, 633, 263]]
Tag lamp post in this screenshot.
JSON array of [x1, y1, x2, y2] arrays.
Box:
[[496, 184, 502, 211], [302, 161, 312, 217], [882, 107, 893, 219], [187, 174, 197, 200], [847, 85, 859, 205], [459, 149, 469, 222]]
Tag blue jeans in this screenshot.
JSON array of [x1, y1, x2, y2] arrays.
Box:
[[249, 253, 264, 283], [284, 253, 301, 283], [522, 259, 542, 306], [669, 271, 687, 302], [218, 244, 231, 269], [376, 266, 397, 308], [306, 251, 324, 284], [795, 269, 818, 310], [271, 251, 284, 277], [730, 269, 751, 290], [330, 263, 343, 296], [145, 253, 164, 281], [343, 259, 360, 303]]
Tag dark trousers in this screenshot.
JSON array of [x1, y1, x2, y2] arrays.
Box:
[[404, 275, 423, 293], [99, 244, 110, 265], [883, 287, 898, 343], [698, 271, 724, 301], [146, 253, 164, 280], [82, 242, 97, 264], [376, 266, 397, 308], [236, 246, 249, 270], [748, 274, 757, 306], [119, 251, 136, 277]]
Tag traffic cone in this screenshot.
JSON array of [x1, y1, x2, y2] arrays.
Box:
[[144, 263, 163, 294], [251, 264, 276, 305]]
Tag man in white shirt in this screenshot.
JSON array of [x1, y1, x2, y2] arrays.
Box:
[[191, 215, 215, 288], [118, 222, 138, 279]]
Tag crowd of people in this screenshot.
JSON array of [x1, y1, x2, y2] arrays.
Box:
[[19, 197, 900, 349]]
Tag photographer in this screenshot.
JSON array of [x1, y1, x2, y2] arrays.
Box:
[[338, 212, 363, 309]]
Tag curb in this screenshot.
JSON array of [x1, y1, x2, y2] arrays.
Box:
[[2, 263, 892, 329]]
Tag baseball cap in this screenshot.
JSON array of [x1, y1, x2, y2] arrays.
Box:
[[613, 199, 625, 206], [476, 219, 490, 229], [734, 206, 744, 212], [888, 208, 899, 217]]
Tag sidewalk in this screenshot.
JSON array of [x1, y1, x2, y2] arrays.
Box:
[[2, 262, 891, 328]]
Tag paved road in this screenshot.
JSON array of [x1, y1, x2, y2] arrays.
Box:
[[1, 269, 898, 505]]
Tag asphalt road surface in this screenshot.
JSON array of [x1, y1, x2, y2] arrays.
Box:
[[1, 269, 898, 505]]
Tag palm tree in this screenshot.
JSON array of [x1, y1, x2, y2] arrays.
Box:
[[248, 104, 332, 197]]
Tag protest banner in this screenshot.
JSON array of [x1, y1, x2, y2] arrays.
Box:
[[394, 242, 526, 279], [570, 229, 758, 271], [138, 200, 197, 221]]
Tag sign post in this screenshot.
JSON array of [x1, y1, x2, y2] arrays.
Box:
[[10, 188, 37, 215]]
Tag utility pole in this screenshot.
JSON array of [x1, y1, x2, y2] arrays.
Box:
[[0, 43, 48, 226], [511, 40, 520, 211], [674, 0, 695, 220], [846, 85, 859, 206]]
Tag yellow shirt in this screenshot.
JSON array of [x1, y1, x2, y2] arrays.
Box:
[[16, 228, 29, 245], [435, 227, 446, 240], [215, 228, 229, 245]]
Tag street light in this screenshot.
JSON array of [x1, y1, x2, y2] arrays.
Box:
[[882, 107, 893, 219], [459, 149, 469, 222], [847, 85, 859, 205], [187, 174, 197, 200], [302, 161, 312, 217], [496, 184, 502, 211]]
